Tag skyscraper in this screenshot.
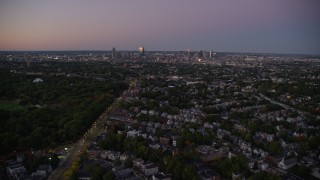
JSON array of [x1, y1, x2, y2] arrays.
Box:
[[209, 51, 216, 59], [112, 47, 116, 59], [138, 46, 145, 56]]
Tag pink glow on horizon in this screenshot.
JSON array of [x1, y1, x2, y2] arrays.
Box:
[[0, 0, 319, 54]]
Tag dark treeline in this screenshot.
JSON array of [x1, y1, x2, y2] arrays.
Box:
[[0, 61, 128, 155]]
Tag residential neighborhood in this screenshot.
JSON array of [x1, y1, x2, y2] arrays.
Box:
[[0, 51, 319, 179]]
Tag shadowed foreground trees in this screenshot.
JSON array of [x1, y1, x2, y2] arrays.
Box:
[[0, 64, 128, 155]]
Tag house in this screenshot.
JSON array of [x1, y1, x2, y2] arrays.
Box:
[[13, 172, 31, 180], [148, 135, 158, 142], [31, 164, 52, 179], [139, 132, 148, 139], [234, 124, 246, 132], [38, 165, 52, 175], [197, 145, 227, 162], [204, 122, 214, 129], [120, 154, 129, 162], [217, 129, 231, 140], [228, 152, 236, 159], [159, 137, 171, 145], [6, 162, 27, 179], [239, 141, 250, 151], [232, 172, 242, 180], [172, 138, 177, 147], [112, 165, 126, 172], [259, 162, 269, 171], [127, 130, 147, 139], [16, 154, 24, 163], [221, 111, 229, 120], [149, 143, 161, 150], [140, 161, 153, 172], [127, 130, 140, 138], [266, 155, 284, 166], [312, 167, 320, 179], [107, 151, 120, 161], [31, 171, 47, 179], [33, 78, 44, 83], [196, 145, 216, 156], [301, 156, 315, 167], [114, 168, 132, 179], [144, 163, 159, 176], [133, 158, 144, 169], [100, 150, 110, 159], [248, 161, 259, 173], [152, 173, 171, 180], [278, 158, 297, 170]]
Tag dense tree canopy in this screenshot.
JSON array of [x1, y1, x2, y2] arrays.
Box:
[[0, 62, 128, 155]]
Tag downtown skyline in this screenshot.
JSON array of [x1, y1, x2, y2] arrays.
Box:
[[0, 0, 320, 54]]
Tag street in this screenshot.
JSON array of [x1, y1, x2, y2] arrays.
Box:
[[48, 97, 121, 180]]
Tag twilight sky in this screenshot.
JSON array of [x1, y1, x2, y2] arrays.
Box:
[[0, 0, 320, 54]]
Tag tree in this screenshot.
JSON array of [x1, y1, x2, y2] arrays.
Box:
[[244, 133, 253, 142], [103, 172, 116, 180], [0, 65, 128, 154], [267, 141, 283, 155], [298, 142, 310, 155], [173, 161, 183, 179], [203, 114, 215, 123], [88, 165, 104, 180], [278, 130, 288, 140], [49, 154, 60, 169], [292, 165, 311, 178], [308, 136, 320, 150], [215, 158, 233, 177], [124, 157, 133, 167], [214, 155, 249, 178], [182, 163, 198, 180]]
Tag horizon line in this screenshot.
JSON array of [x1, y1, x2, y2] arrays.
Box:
[[0, 50, 319, 56]]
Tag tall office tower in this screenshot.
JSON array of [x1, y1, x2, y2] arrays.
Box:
[[139, 46, 145, 56], [112, 47, 116, 59], [209, 51, 213, 58]]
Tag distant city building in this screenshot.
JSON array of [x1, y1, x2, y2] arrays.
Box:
[[112, 47, 116, 59], [139, 46, 145, 56], [198, 51, 203, 58], [209, 51, 216, 59]]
